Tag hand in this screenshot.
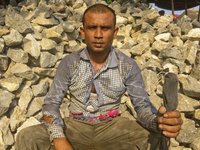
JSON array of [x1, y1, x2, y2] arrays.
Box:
[[157, 106, 183, 138], [53, 138, 74, 150]]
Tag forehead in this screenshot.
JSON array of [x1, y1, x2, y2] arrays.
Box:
[[84, 11, 114, 26]]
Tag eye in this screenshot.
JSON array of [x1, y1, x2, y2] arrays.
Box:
[[101, 26, 109, 31], [88, 26, 96, 30]]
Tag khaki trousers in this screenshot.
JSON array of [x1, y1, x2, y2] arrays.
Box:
[[15, 117, 160, 150]]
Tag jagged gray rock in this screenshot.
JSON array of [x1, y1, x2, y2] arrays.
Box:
[[155, 33, 172, 42], [42, 28, 62, 43], [176, 118, 196, 144], [2, 29, 23, 46], [40, 38, 57, 51], [177, 93, 199, 112], [120, 39, 137, 49], [10, 106, 26, 132], [182, 75, 200, 99], [130, 42, 150, 56], [194, 109, 200, 121], [141, 69, 159, 95], [73, 0, 83, 9], [152, 40, 173, 52], [162, 58, 186, 74], [141, 58, 161, 71], [25, 97, 44, 117], [169, 24, 181, 37], [31, 80, 49, 97], [182, 40, 199, 65], [149, 93, 162, 110], [0, 90, 15, 116], [32, 67, 56, 77], [31, 28, 42, 40], [0, 76, 23, 92], [31, 16, 59, 26], [66, 40, 80, 52], [48, 0, 66, 5], [0, 38, 4, 53], [5, 6, 33, 34], [66, 30, 80, 41], [190, 137, 200, 150], [10, 63, 35, 80], [187, 28, 200, 41], [172, 36, 183, 47], [23, 34, 41, 59], [18, 87, 34, 113], [137, 32, 155, 44], [63, 22, 75, 33], [0, 116, 14, 148], [142, 9, 160, 24], [158, 47, 183, 61], [191, 51, 200, 80], [0, 55, 8, 71], [7, 48, 28, 64], [153, 14, 173, 29], [180, 22, 193, 35], [40, 52, 58, 68], [33, 5, 53, 18]]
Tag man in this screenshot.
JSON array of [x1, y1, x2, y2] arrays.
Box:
[[16, 4, 182, 150]]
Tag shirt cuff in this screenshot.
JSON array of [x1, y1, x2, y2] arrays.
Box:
[[150, 116, 159, 133], [48, 125, 66, 142]]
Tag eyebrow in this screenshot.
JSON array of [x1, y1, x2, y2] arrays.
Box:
[[87, 25, 112, 28]]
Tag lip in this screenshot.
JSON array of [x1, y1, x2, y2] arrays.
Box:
[[93, 42, 104, 47]]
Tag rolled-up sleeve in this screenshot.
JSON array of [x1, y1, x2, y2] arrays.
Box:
[[42, 57, 71, 142], [125, 62, 159, 133]]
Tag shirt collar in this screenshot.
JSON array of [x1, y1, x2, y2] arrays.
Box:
[[79, 46, 118, 68]]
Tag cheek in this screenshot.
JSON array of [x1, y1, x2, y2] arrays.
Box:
[[106, 34, 114, 42], [85, 33, 93, 40]]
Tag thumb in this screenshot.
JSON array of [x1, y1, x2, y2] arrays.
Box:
[[157, 106, 166, 117]]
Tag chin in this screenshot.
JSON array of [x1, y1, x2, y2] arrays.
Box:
[[90, 47, 104, 53]]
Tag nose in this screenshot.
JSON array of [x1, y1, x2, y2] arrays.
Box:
[[94, 28, 103, 39]]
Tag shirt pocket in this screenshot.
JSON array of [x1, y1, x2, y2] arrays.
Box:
[[99, 70, 126, 97]]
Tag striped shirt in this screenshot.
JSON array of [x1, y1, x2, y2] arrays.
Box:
[[42, 46, 158, 142]]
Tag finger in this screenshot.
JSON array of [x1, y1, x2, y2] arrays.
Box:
[[163, 110, 182, 118], [157, 106, 166, 117], [162, 130, 180, 138], [158, 117, 183, 126], [159, 124, 181, 133]]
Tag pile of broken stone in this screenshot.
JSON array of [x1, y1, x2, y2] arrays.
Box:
[[0, 0, 200, 149]]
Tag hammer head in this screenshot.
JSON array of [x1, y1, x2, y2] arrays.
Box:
[[163, 73, 178, 112]]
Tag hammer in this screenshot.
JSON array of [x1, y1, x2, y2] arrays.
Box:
[[160, 72, 178, 150]]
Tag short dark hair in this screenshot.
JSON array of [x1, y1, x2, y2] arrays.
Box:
[[82, 4, 116, 27]]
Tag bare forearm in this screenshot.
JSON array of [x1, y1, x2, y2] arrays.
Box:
[[43, 115, 54, 124], [53, 138, 74, 150]]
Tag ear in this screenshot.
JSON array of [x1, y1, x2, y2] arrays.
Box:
[[113, 27, 119, 38], [80, 27, 85, 38]]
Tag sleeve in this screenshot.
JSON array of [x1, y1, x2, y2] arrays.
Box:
[[42, 57, 71, 142], [125, 62, 159, 133]]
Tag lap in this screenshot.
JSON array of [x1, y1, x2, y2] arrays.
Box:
[[15, 117, 160, 150], [64, 117, 159, 150]]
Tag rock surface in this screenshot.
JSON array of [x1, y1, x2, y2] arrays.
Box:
[[0, 0, 200, 149]]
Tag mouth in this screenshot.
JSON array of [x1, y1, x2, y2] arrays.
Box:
[[93, 42, 104, 48]]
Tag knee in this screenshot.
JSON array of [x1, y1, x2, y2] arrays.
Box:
[[16, 125, 44, 143], [16, 126, 35, 142], [15, 124, 51, 150]]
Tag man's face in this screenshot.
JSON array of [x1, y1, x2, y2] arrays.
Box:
[[80, 11, 118, 54]]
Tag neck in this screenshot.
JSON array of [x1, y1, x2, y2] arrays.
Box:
[[88, 50, 110, 64]]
